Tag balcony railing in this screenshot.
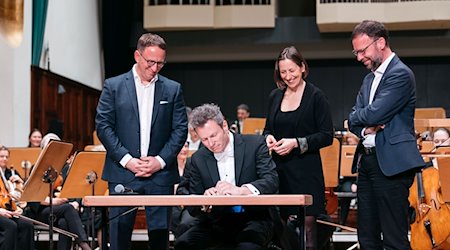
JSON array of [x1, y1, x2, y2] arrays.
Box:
[[317, 0, 450, 32], [144, 0, 275, 30]]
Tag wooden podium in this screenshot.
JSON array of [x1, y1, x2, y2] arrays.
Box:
[[84, 194, 312, 250]]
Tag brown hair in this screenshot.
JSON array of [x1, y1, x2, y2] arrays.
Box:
[[351, 20, 390, 47], [28, 128, 42, 147], [0, 145, 10, 155], [137, 33, 167, 53], [274, 46, 309, 89]]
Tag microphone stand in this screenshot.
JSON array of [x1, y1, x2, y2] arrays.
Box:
[[42, 166, 58, 250], [103, 188, 140, 249], [86, 171, 98, 249]]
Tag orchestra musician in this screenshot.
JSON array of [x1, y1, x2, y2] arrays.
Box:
[[428, 127, 450, 168], [0, 145, 34, 250], [25, 134, 92, 250]]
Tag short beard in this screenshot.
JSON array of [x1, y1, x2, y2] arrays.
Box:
[[370, 56, 383, 71]]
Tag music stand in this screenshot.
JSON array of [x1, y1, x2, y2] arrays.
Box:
[[59, 151, 108, 249], [8, 147, 41, 181], [435, 146, 450, 203], [21, 141, 73, 250]]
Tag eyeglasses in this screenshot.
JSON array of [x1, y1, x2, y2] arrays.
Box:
[[352, 38, 379, 57], [138, 51, 166, 68]]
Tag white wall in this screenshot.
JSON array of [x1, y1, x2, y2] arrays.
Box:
[[0, 0, 32, 147], [0, 0, 103, 147], [42, 0, 103, 90]]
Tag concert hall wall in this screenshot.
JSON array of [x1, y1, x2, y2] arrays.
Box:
[[162, 56, 450, 130]]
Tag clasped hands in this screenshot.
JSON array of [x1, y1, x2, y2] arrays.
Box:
[[201, 181, 250, 213], [266, 135, 298, 156], [364, 124, 385, 135], [126, 156, 162, 177]]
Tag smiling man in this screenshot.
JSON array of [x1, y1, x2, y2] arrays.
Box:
[[174, 103, 278, 250], [96, 33, 188, 250], [348, 20, 424, 249]]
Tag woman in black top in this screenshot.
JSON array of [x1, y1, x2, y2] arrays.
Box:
[[264, 46, 334, 249]]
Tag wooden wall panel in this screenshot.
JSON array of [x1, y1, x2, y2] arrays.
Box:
[[30, 66, 100, 151]]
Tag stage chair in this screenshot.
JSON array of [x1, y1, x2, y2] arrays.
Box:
[[414, 107, 446, 134], [241, 118, 266, 135], [340, 145, 357, 178], [93, 131, 101, 145], [84, 145, 105, 151], [320, 138, 340, 188]]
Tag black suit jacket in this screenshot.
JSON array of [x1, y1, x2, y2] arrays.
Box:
[[187, 134, 278, 217], [349, 55, 425, 176]]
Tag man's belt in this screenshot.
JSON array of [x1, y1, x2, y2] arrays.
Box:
[[363, 147, 376, 155]]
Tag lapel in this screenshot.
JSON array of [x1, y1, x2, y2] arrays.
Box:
[[151, 75, 164, 126], [364, 73, 375, 106], [373, 55, 399, 101], [124, 71, 140, 122], [233, 134, 245, 185], [204, 151, 220, 185], [203, 134, 245, 186]]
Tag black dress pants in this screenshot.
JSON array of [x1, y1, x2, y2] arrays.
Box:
[[357, 153, 415, 250], [0, 216, 34, 250], [39, 203, 88, 250], [174, 212, 273, 250]]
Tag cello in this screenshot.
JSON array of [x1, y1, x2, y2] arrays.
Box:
[[408, 165, 450, 249]]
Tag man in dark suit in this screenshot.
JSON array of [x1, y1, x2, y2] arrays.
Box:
[[348, 20, 425, 249], [230, 103, 250, 134], [96, 33, 188, 250], [174, 104, 278, 250]]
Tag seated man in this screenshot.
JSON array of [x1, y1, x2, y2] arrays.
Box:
[[174, 104, 278, 250], [230, 104, 250, 134], [430, 127, 450, 168]]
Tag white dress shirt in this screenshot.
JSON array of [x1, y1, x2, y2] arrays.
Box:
[[119, 65, 166, 168], [362, 53, 396, 148], [213, 132, 259, 195]]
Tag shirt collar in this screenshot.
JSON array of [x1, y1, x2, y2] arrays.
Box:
[[132, 64, 158, 86], [374, 52, 395, 76], [213, 132, 234, 162]]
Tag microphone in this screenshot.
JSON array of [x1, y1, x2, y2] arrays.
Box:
[[113, 184, 136, 194]]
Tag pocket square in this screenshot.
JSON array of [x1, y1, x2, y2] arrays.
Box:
[[159, 100, 169, 104]]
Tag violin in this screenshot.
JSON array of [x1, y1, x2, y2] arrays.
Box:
[[0, 169, 20, 214], [7, 166, 26, 207], [408, 166, 450, 249]]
